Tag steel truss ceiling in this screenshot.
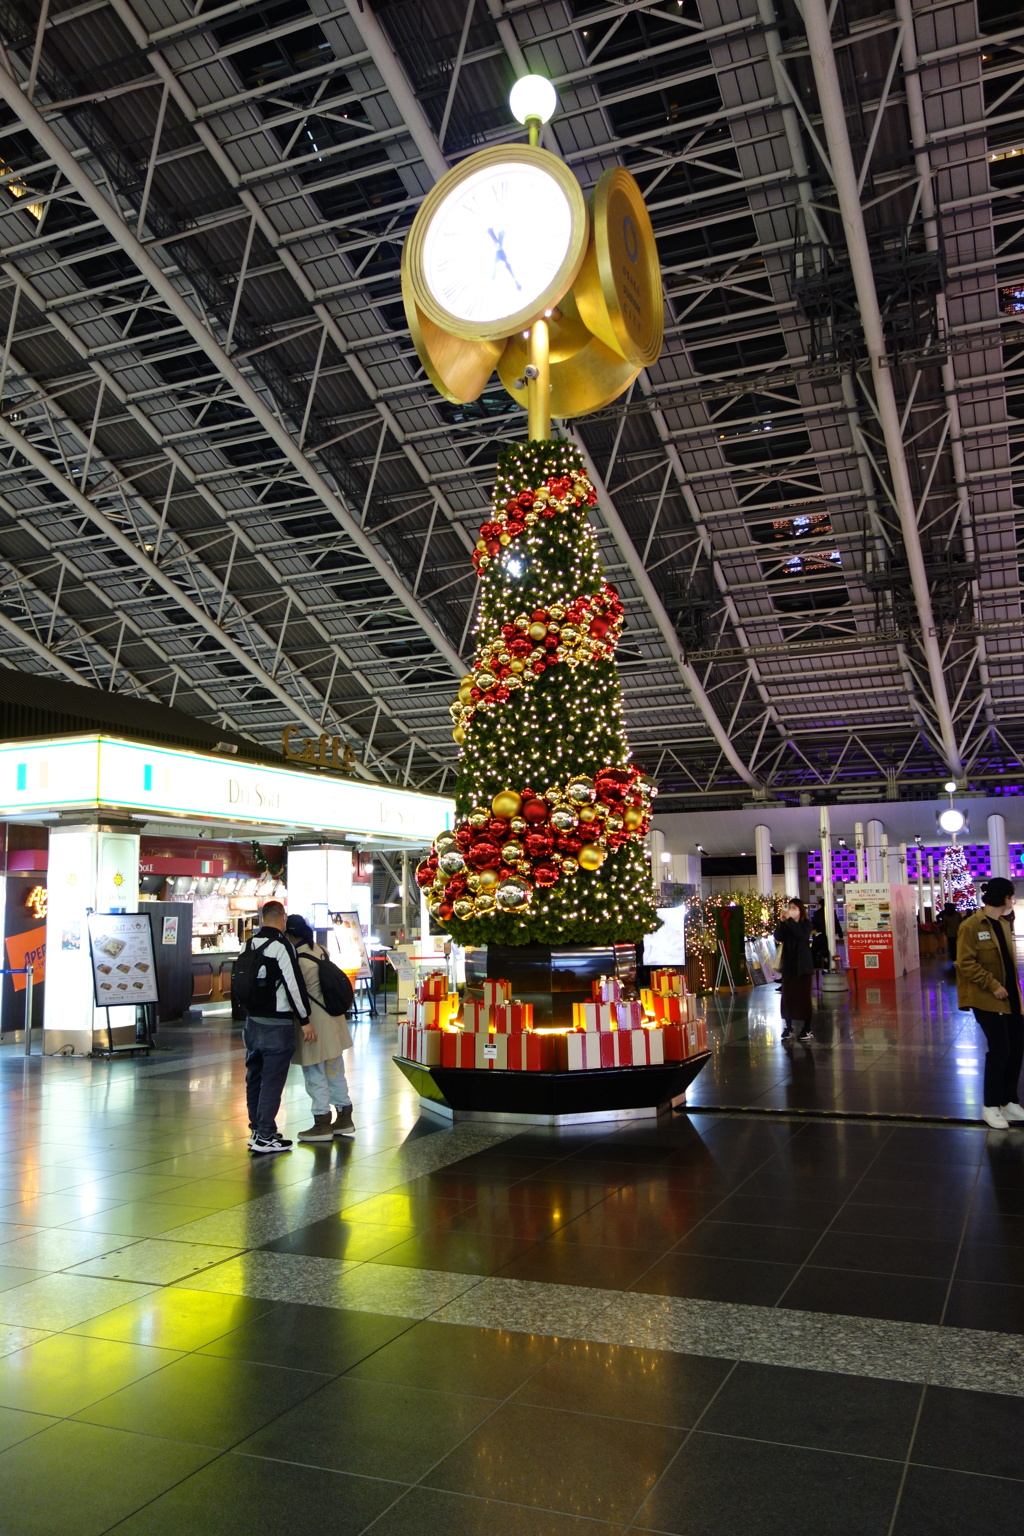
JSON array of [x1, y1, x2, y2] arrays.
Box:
[[0, 0, 1017, 809]]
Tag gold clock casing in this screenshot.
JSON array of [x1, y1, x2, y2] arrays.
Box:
[[404, 290, 503, 404], [402, 144, 589, 344], [498, 329, 640, 419], [574, 165, 663, 368]]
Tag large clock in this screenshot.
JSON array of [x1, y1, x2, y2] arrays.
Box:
[[402, 145, 589, 343]]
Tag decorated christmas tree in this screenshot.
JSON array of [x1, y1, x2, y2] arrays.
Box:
[[941, 843, 976, 913], [416, 440, 660, 947]]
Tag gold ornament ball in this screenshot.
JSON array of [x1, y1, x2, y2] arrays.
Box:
[[606, 815, 624, 833], [435, 831, 457, 853], [475, 538, 487, 553], [502, 840, 524, 862], [566, 775, 597, 805], [578, 845, 607, 872], [468, 808, 490, 829], [549, 604, 566, 621], [477, 868, 500, 891], [499, 532, 512, 546], [496, 878, 531, 911], [497, 651, 511, 666], [475, 892, 496, 913], [452, 725, 466, 745], [510, 816, 527, 833], [491, 789, 523, 819], [528, 622, 548, 643], [551, 806, 577, 833], [544, 784, 563, 802], [578, 805, 598, 823], [623, 806, 644, 831], [514, 613, 530, 627], [561, 626, 579, 645], [476, 670, 496, 691], [466, 873, 482, 892], [509, 658, 526, 674], [506, 675, 523, 690], [452, 898, 475, 920]]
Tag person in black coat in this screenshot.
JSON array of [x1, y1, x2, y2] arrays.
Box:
[[775, 897, 815, 1043]]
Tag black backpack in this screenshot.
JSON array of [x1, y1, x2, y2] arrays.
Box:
[[232, 937, 281, 1014], [312, 951, 354, 1016]]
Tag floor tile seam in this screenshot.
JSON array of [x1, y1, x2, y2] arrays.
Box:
[[883, 1383, 929, 1536], [934, 1160, 989, 1333], [90, 1446, 236, 1536], [674, 1423, 909, 1466]]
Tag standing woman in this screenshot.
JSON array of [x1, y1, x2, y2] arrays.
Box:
[[775, 898, 815, 1042], [956, 877, 1024, 1130], [285, 914, 356, 1142]]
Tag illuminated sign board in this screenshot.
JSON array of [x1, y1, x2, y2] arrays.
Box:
[[0, 736, 452, 842]]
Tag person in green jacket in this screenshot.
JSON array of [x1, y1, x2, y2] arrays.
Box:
[[956, 877, 1024, 1130]]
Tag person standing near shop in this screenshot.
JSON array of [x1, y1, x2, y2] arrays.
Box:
[[775, 897, 815, 1042], [234, 899, 310, 1153], [285, 914, 356, 1142], [956, 877, 1024, 1130]]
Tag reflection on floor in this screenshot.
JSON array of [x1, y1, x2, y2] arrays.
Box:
[[689, 958, 990, 1120], [0, 983, 1022, 1534]]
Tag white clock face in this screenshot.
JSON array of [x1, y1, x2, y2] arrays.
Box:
[[421, 161, 575, 326]]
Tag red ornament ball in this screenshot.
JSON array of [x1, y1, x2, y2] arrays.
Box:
[[532, 863, 559, 887], [414, 862, 435, 889], [468, 841, 501, 870], [524, 831, 554, 859], [522, 796, 549, 823], [438, 901, 454, 921]]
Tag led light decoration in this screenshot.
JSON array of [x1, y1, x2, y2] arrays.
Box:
[[941, 843, 976, 913], [419, 441, 660, 946]]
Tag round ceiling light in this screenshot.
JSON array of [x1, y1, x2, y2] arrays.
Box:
[[939, 808, 966, 833], [509, 75, 558, 125]]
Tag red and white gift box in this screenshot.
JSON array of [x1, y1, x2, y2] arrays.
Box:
[[506, 1032, 568, 1072], [474, 1033, 509, 1070], [490, 1001, 533, 1034], [690, 1017, 708, 1054], [591, 976, 623, 1003], [660, 1023, 689, 1061], [651, 968, 685, 997], [440, 1031, 476, 1069], [407, 996, 458, 1028], [572, 1000, 629, 1031], [462, 999, 490, 1032], [616, 1029, 665, 1066], [650, 993, 685, 1025], [482, 978, 512, 1007], [566, 1032, 619, 1070], [418, 971, 449, 1002], [397, 1023, 443, 1065]]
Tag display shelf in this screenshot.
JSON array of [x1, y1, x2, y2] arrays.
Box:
[[392, 1051, 709, 1126]]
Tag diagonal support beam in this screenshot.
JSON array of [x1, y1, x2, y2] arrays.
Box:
[[0, 57, 466, 681], [800, 0, 962, 776]]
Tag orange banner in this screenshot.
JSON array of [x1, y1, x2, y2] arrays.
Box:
[[5, 926, 46, 990]]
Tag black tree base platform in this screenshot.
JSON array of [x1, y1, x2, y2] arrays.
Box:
[[392, 1053, 709, 1126]]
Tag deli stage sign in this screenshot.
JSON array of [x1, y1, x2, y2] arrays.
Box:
[[0, 736, 453, 842]]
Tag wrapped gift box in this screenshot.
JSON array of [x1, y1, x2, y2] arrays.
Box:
[[566, 1032, 619, 1070], [618, 999, 644, 1030], [689, 1018, 708, 1054], [440, 1030, 476, 1069], [651, 994, 685, 1025], [572, 1000, 634, 1032], [615, 1029, 665, 1066], [659, 1023, 689, 1061], [397, 1023, 442, 1066], [489, 1001, 533, 1034], [474, 1033, 509, 1070], [591, 976, 623, 1003], [462, 999, 489, 1032], [651, 968, 685, 996], [482, 978, 512, 1007], [421, 997, 458, 1028], [418, 971, 450, 1001], [507, 1032, 568, 1071]]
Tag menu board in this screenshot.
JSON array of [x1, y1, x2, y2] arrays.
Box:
[[329, 910, 372, 979], [87, 912, 160, 1007]]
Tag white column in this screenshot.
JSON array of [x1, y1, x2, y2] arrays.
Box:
[[819, 806, 837, 959], [650, 827, 666, 890], [784, 849, 800, 897], [754, 823, 772, 894], [915, 846, 925, 918], [988, 814, 1010, 880], [866, 819, 884, 882], [928, 853, 939, 917], [673, 854, 702, 888], [44, 820, 141, 1053], [285, 845, 353, 923], [897, 841, 908, 883], [854, 821, 866, 882]]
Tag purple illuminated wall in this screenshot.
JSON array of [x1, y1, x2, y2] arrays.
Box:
[[807, 844, 1024, 883]]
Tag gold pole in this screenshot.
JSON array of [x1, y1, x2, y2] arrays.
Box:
[[527, 117, 540, 147], [527, 317, 550, 440]]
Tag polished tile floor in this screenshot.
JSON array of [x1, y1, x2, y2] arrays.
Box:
[[0, 966, 1021, 1534]]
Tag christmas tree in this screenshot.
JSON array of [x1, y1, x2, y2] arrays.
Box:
[[941, 843, 976, 913], [416, 440, 660, 946]]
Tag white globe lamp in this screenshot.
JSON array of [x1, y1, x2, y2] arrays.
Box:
[[939, 808, 965, 834], [509, 75, 558, 126], [943, 780, 958, 793]]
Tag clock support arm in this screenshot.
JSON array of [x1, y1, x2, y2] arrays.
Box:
[[526, 317, 550, 441]]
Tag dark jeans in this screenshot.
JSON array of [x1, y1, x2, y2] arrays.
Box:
[[973, 1009, 1024, 1108], [244, 1017, 295, 1137]]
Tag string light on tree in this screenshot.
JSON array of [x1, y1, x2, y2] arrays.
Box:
[[418, 441, 660, 946]]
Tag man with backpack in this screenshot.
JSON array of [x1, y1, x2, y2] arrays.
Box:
[[286, 913, 356, 1141], [233, 900, 310, 1154]]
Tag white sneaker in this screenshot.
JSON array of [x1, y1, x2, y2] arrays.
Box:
[[982, 1106, 1010, 1130], [1000, 1102, 1024, 1123]]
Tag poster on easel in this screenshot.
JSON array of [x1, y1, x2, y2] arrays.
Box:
[[328, 909, 372, 979], [87, 911, 160, 1007]]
